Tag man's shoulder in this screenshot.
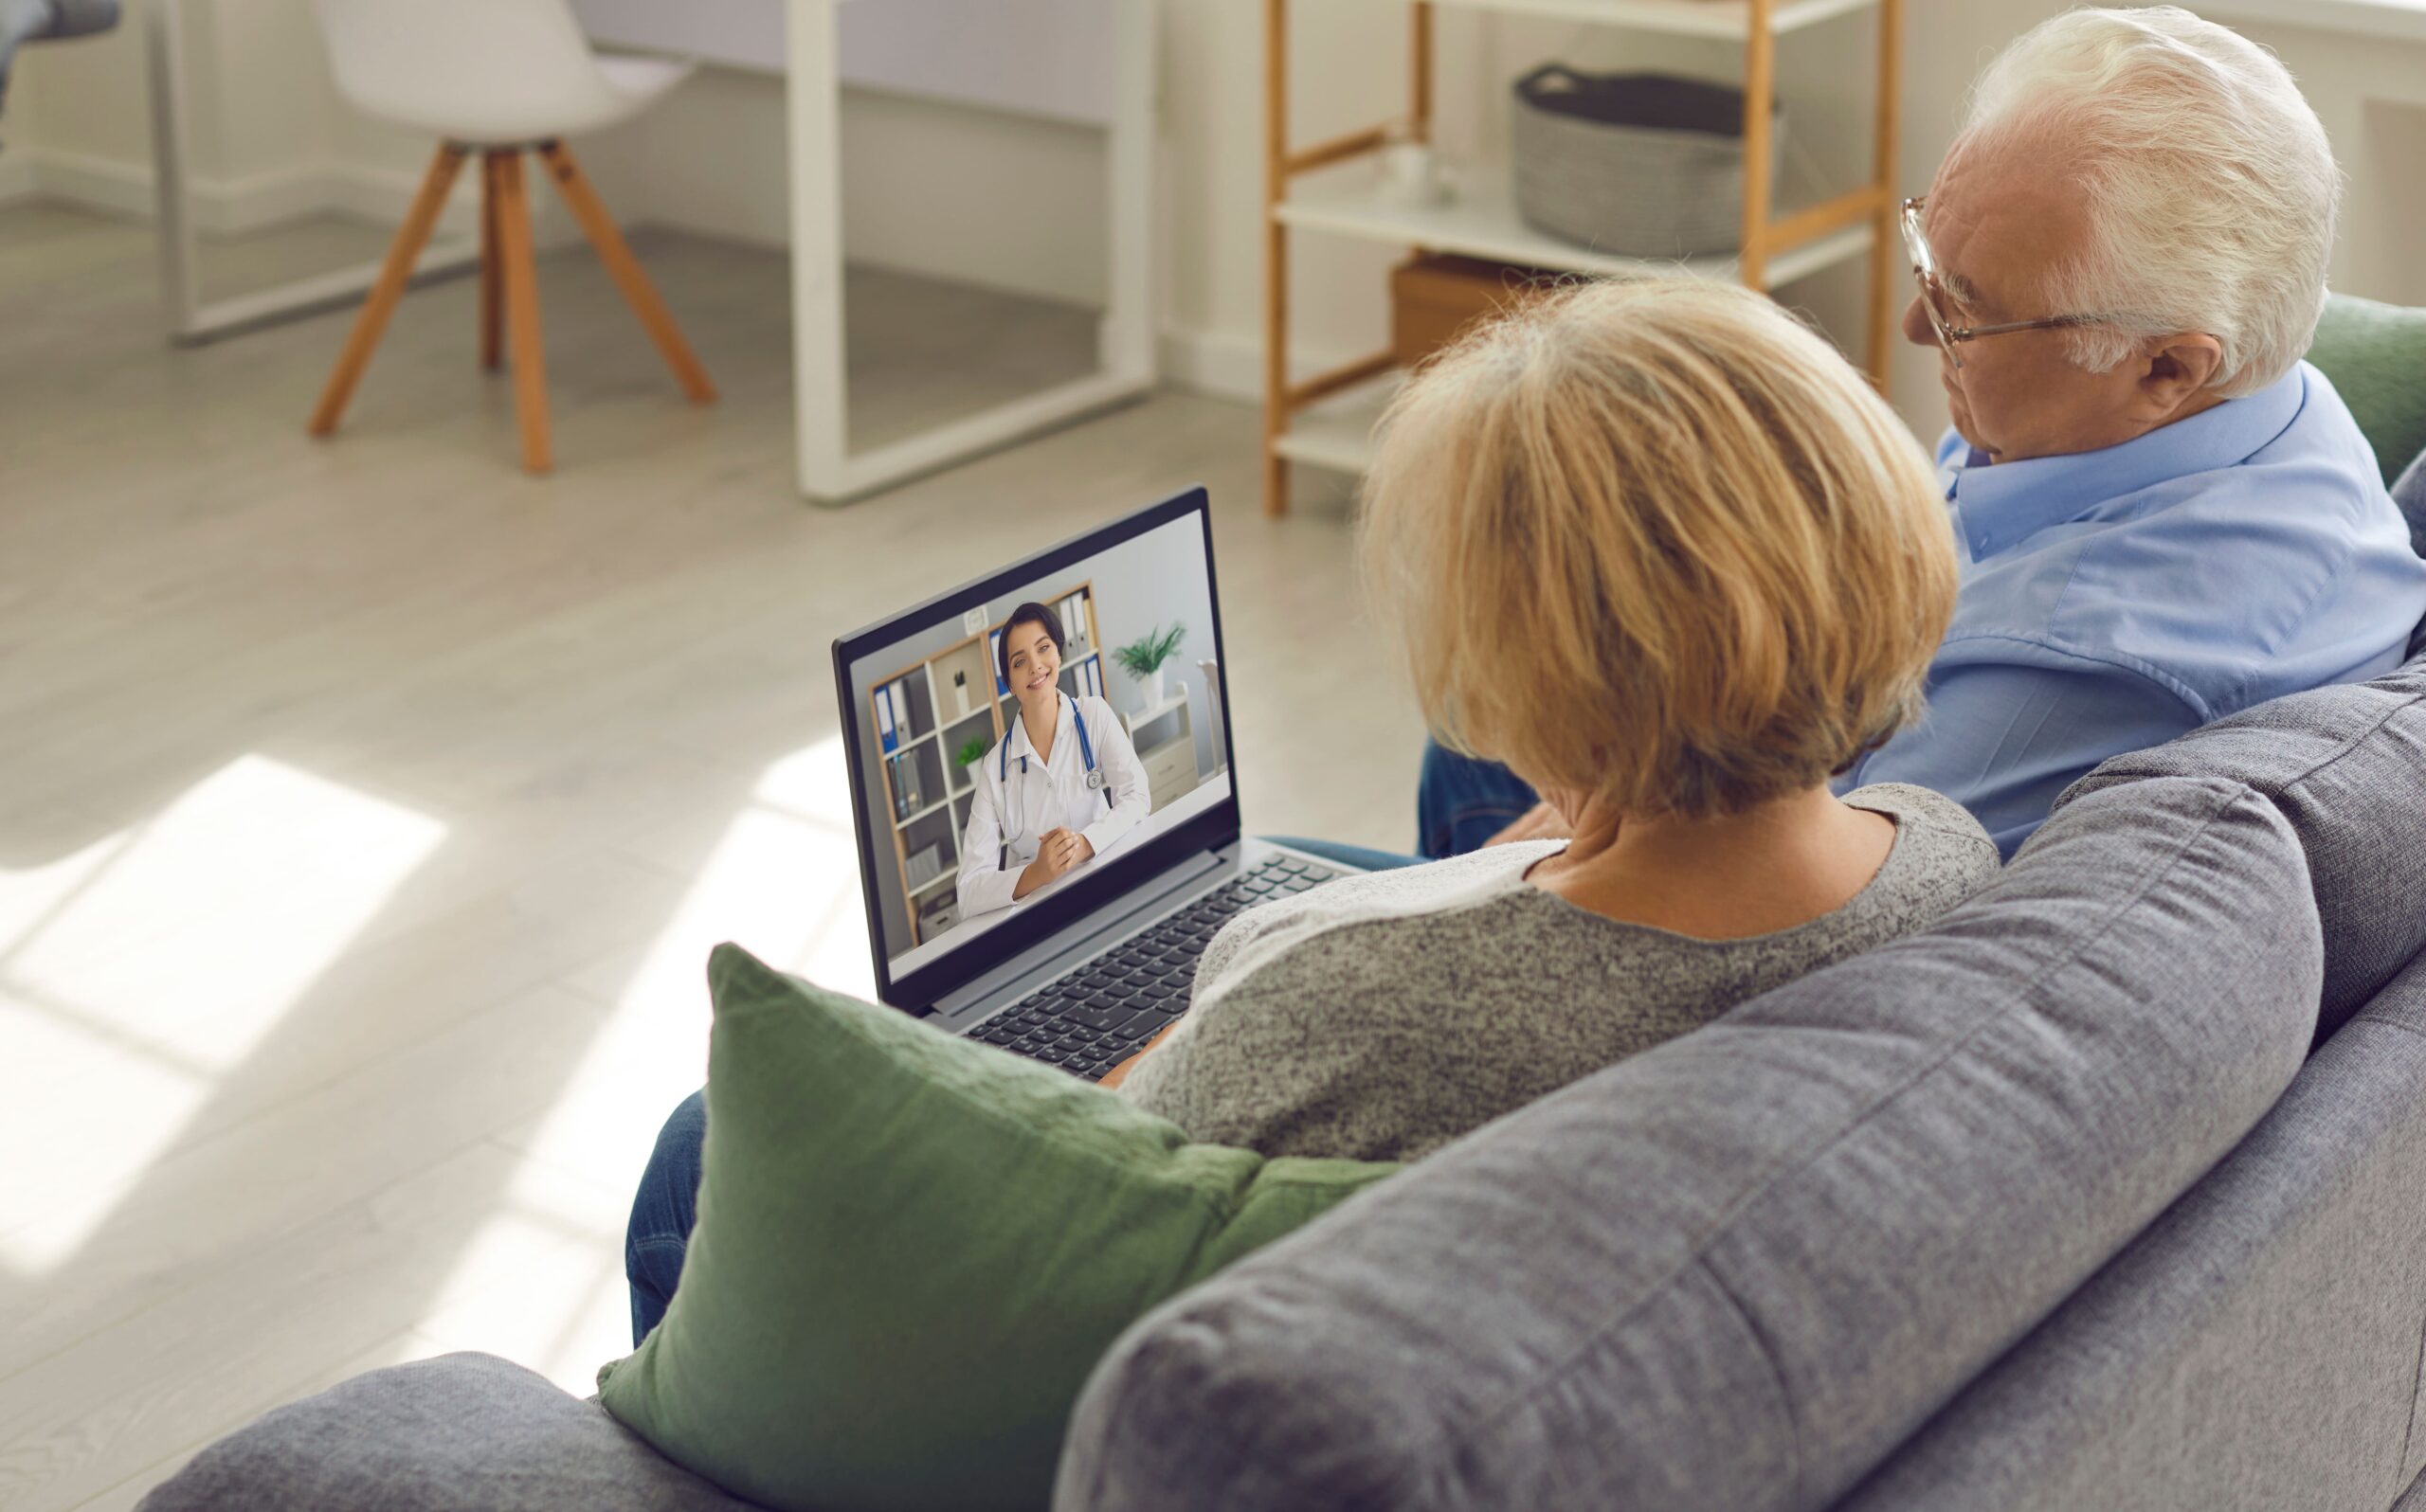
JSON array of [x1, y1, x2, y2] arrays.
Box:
[[2248, 360, 2383, 484]]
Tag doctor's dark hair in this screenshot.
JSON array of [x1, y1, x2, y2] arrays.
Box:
[[997, 602, 1067, 690]]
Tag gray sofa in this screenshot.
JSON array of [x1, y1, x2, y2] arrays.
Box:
[[140, 650, 2426, 1512]]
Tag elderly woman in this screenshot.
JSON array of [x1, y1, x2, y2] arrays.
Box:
[[625, 282, 1995, 1330], [1110, 280, 2001, 1163], [1422, 5, 2426, 861]]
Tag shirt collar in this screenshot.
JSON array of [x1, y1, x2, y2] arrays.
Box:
[[1948, 363, 2308, 561], [1006, 693, 1069, 765]]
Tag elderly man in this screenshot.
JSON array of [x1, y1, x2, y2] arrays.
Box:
[[1417, 4, 2426, 859]]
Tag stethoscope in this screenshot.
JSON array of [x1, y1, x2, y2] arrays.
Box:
[[994, 691, 1111, 870]]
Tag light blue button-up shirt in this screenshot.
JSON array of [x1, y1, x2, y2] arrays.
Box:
[[1838, 360, 2426, 857]]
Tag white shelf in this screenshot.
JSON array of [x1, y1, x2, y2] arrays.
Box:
[[1417, 0, 1877, 36], [1273, 377, 1399, 476], [909, 871, 956, 898], [1124, 690, 1191, 735], [1277, 171, 1875, 291], [896, 795, 951, 828]]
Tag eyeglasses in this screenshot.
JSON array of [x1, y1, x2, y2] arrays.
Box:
[[1900, 196, 2105, 370]]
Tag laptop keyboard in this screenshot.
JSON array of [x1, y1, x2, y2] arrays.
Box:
[[968, 855, 1339, 1080]]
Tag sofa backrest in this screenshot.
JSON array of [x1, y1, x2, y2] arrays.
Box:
[[1057, 775, 2323, 1512], [1828, 944, 2426, 1512], [2062, 655, 2426, 1046], [2305, 292, 2426, 488]]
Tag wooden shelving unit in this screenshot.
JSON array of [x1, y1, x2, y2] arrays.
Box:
[[1261, 0, 1904, 513], [869, 584, 1105, 946]]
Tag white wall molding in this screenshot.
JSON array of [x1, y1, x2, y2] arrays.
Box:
[[21, 146, 154, 220], [1156, 325, 1368, 406], [6, 147, 576, 244], [318, 161, 484, 240], [1156, 325, 1258, 403], [17, 146, 358, 232]]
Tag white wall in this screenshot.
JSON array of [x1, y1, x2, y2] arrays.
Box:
[[579, 71, 1111, 309], [1148, 0, 2426, 439], [6, 0, 2423, 441], [0, 3, 1103, 297]]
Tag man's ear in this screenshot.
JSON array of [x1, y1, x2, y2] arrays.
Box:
[[2136, 332, 2226, 417]]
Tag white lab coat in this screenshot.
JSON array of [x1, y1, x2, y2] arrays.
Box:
[[956, 693, 1150, 920]]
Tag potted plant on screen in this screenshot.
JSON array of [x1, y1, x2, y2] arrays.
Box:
[[953, 735, 989, 775], [1113, 621, 1186, 707]]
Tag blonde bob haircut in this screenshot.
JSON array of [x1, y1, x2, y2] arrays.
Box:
[[1359, 278, 1957, 821]]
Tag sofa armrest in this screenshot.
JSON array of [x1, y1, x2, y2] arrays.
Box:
[[136, 1353, 766, 1512]]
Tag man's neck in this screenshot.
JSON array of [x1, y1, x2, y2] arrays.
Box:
[[1976, 387, 2232, 464]]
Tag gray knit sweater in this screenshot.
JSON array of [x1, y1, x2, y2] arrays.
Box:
[[1118, 783, 2000, 1161]]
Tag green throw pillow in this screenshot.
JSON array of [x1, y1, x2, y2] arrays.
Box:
[[2306, 293, 2426, 485], [596, 944, 1401, 1512]]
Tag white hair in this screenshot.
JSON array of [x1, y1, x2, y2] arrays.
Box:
[[1960, 6, 2340, 397]]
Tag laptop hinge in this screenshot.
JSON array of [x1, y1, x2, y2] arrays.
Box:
[[927, 846, 1232, 1023]]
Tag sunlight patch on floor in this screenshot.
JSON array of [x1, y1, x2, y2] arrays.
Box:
[[431, 734, 875, 1385], [0, 756, 444, 1276]]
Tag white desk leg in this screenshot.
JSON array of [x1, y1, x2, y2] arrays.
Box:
[[787, 0, 851, 500], [1102, 0, 1157, 387], [144, 0, 204, 338]]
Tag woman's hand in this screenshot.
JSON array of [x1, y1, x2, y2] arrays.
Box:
[[1013, 828, 1093, 898], [1097, 1019, 1181, 1089]]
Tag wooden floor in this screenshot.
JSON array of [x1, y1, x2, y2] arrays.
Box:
[[0, 202, 1415, 1510]]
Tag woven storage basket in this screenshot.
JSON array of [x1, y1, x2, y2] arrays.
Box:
[[1510, 65, 1783, 259]]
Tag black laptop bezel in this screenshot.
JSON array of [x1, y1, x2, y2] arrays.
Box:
[[832, 486, 1241, 1016]]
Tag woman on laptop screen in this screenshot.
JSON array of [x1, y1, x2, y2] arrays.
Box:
[[954, 601, 1149, 920]]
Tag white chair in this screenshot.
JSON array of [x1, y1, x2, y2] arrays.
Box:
[[306, 0, 715, 475]]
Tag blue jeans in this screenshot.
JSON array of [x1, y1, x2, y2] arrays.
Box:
[[625, 1089, 706, 1347], [1414, 741, 1538, 859]]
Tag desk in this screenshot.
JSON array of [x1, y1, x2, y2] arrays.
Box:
[[577, 0, 1159, 502], [145, 0, 1157, 504], [1123, 690, 1200, 813], [782, 0, 1156, 503]]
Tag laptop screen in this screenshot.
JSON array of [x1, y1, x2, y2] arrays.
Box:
[[833, 489, 1239, 1010]]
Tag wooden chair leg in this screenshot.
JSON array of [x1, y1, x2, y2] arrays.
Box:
[[536, 140, 717, 405], [488, 150, 552, 476], [309, 142, 467, 436], [479, 152, 502, 372]]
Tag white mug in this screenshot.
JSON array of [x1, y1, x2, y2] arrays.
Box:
[[1379, 141, 1450, 207]]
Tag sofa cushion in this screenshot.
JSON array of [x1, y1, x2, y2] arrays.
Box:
[[2393, 447, 2426, 563], [136, 1353, 760, 1512], [1056, 776, 2322, 1512], [2060, 654, 2426, 1044], [1829, 945, 2426, 1512], [596, 945, 1398, 1512], [2306, 293, 2426, 485]]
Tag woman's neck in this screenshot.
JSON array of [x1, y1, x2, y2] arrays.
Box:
[[1528, 784, 1896, 941], [1019, 693, 1059, 763]]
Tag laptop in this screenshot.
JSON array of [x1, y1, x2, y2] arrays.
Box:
[[832, 486, 1367, 1080]]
